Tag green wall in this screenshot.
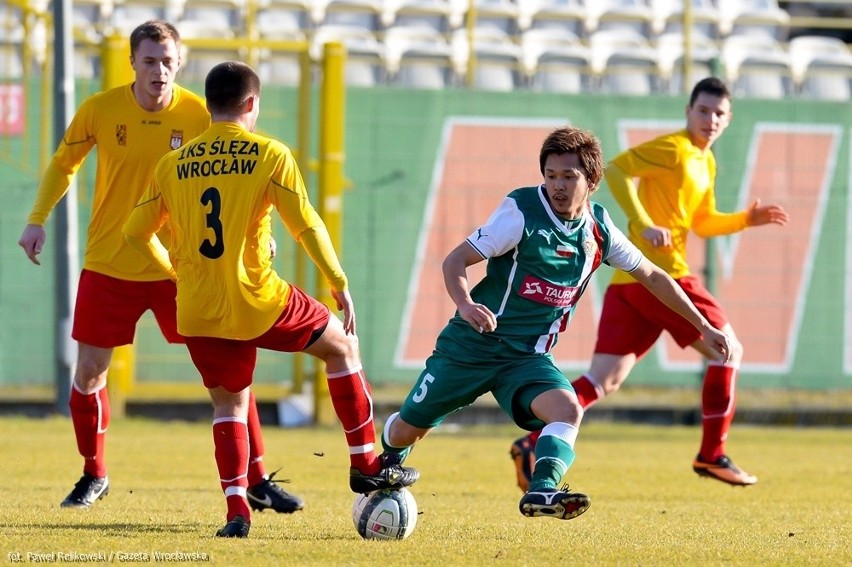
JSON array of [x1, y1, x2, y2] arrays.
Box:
[[2, 83, 850, 392]]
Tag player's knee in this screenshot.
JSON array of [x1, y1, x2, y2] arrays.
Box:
[[551, 393, 584, 425], [567, 397, 584, 424], [73, 363, 108, 393], [331, 331, 360, 361]]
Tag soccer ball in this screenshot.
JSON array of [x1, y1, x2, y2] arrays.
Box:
[[352, 488, 418, 540]]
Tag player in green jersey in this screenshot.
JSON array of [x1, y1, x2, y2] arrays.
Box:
[[377, 126, 733, 520]]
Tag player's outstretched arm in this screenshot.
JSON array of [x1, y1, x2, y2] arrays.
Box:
[[629, 258, 731, 363], [18, 224, 46, 266], [746, 198, 789, 227]]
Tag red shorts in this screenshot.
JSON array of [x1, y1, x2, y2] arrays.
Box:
[[72, 269, 182, 348], [594, 275, 728, 357], [185, 285, 330, 392]]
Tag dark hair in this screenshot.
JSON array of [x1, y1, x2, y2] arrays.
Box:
[[539, 127, 604, 189], [205, 61, 261, 114], [129, 20, 181, 55], [689, 77, 731, 107]]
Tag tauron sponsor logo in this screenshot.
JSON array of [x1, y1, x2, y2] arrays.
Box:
[[518, 275, 579, 307]]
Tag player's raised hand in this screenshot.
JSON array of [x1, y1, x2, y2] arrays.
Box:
[[746, 198, 789, 227], [19, 224, 46, 265], [332, 288, 356, 335]]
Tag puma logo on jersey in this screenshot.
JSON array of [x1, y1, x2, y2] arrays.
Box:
[[537, 229, 553, 244]]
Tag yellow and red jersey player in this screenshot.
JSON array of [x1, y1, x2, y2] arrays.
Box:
[[511, 77, 789, 489], [18, 21, 301, 513], [124, 61, 417, 537]]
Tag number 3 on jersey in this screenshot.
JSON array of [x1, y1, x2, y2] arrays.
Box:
[[200, 187, 224, 259]]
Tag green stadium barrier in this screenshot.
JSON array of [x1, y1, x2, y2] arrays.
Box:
[[2, 86, 850, 393]]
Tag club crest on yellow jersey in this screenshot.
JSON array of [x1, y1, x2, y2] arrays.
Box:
[[170, 130, 184, 150]]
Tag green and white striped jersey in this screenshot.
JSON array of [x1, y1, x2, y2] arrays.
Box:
[[460, 185, 643, 354]]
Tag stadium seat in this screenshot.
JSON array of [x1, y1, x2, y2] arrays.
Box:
[[721, 34, 793, 99], [649, 0, 719, 40], [254, 3, 311, 36], [384, 25, 454, 88], [450, 27, 522, 90], [256, 25, 306, 87], [74, 47, 100, 80], [179, 0, 244, 33], [109, 0, 170, 36], [586, 0, 653, 38], [0, 9, 25, 45], [311, 24, 385, 86], [788, 35, 852, 101], [716, 0, 790, 40], [71, 0, 111, 44], [383, 0, 454, 32], [258, 53, 303, 86], [516, 0, 586, 36], [316, 0, 384, 30], [589, 29, 660, 95], [460, 0, 520, 36], [521, 28, 590, 93], [177, 17, 241, 83], [655, 31, 721, 94], [0, 45, 24, 79]]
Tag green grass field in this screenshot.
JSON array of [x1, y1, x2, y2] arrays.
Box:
[[0, 417, 849, 566]]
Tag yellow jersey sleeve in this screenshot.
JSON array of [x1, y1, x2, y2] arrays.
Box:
[[27, 84, 210, 281], [27, 98, 97, 225], [267, 153, 348, 292], [123, 176, 176, 280]]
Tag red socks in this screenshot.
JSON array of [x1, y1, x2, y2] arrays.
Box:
[[572, 374, 603, 408], [699, 364, 738, 461], [213, 418, 250, 522], [524, 375, 602, 447], [69, 385, 110, 478], [246, 392, 266, 487], [327, 365, 379, 474]]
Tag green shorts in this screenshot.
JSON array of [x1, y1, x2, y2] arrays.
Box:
[[398, 322, 575, 431]]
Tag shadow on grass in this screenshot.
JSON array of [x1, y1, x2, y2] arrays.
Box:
[[12, 522, 203, 534]]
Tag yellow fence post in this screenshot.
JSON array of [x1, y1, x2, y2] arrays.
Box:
[[102, 33, 135, 418], [291, 47, 314, 395], [314, 41, 346, 426]]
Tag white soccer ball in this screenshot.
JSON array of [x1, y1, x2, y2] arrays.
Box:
[[352, 488, 418, 540]]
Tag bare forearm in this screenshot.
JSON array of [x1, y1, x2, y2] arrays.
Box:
[[634, 260, 709, 332], [442, 248, 474, 310]]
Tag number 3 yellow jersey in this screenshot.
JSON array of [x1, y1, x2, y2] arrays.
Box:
[[126, 122, 345, 340]]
